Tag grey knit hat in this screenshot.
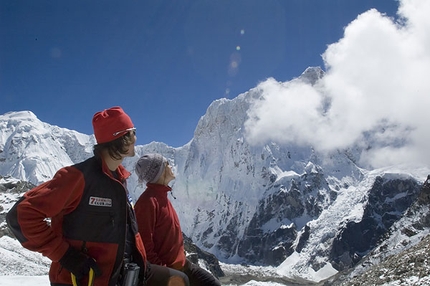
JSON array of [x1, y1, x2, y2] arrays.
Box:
[[135, 153, 168, 183]]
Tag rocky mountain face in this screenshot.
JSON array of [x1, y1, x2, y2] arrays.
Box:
[[237, 168, 337, 266], [0, 177, 35, 238], [1, 67, 429, 284], [339, 234, 430, 286], [329, 176, 421, 271], [325, 176, 430, 285]]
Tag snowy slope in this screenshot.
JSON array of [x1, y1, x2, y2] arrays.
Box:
[[0, 111, 94, 183]]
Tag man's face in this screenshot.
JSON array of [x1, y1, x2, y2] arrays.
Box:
[[124, 129, 136, 157]]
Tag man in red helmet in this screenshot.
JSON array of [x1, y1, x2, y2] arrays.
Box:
[[7, 106, 189, 286]]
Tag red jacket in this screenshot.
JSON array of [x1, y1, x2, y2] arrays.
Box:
[[134, 183, 186, 270], [6, 156, 147, 286]]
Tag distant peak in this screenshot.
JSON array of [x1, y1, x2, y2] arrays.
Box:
[[2, 110, 38, 120], [298, 66, 325, 85]]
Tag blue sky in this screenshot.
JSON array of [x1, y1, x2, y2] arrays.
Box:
[[0, 0, 399, 147]]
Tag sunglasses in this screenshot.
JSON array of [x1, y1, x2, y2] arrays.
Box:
[[112, 127, 136, 137]]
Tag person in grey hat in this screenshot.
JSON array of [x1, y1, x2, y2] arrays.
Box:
[[135, 153, 169, 184], [134, 153, 221, 286]]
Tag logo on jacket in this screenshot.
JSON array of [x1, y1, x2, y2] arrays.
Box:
[[89, 196, 112, 207]]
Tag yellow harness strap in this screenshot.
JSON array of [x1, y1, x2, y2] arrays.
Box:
[[71, 268, 95, 286]]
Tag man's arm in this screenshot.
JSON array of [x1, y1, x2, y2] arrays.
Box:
[[6, 166, 85, 262]]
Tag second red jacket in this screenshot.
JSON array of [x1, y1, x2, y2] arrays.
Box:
[[134, 183, 186, 270]]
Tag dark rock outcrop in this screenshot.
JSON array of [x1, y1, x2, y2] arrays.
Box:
[[238, 170, 336, 266], [330, 176, 421, 271], [183, 233, 225, 278]]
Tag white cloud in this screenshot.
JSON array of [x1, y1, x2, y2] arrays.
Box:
[[244, 0, 430, 169]]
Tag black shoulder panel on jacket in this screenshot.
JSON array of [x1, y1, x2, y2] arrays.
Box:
[[6, 196, 28, 243]]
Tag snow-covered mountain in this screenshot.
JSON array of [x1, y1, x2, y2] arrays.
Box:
[[0, 110, 95, 183], [1, 67, 429, 284]]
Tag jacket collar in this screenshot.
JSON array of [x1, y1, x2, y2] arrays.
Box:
[[100, 157, 131, 181], [146, 183, 172, 193]]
